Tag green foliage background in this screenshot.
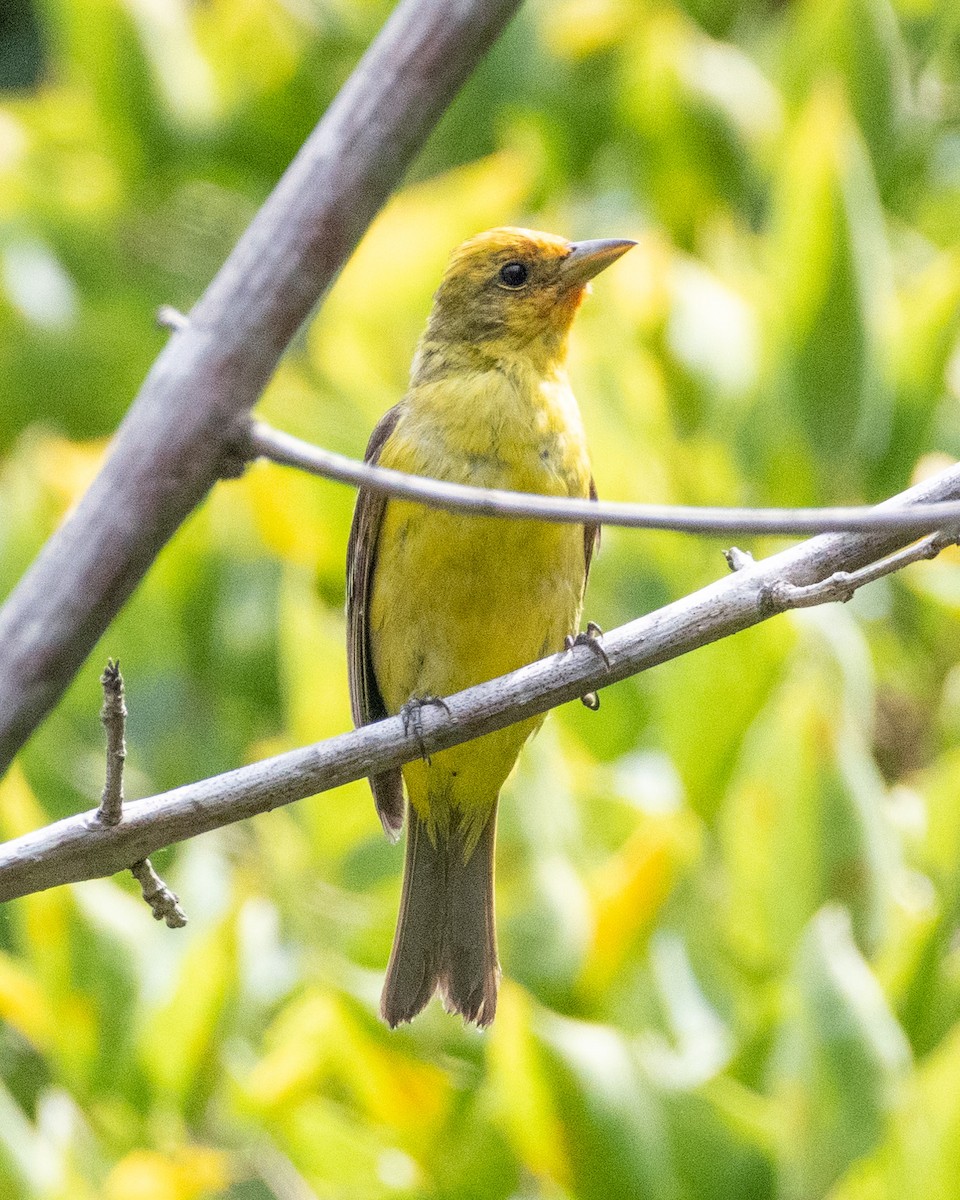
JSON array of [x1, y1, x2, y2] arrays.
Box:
[[3, 0, 960, 1196]]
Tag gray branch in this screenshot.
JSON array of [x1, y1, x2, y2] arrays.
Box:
[[2, 458, 959, 905], [0, 0, 523, 776], [249, 420, 960, 536]]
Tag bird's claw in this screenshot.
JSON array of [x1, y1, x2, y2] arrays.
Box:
[[400, 694, 451, 762], [565, 621, 610, 669], [565, 621, 608, 710]]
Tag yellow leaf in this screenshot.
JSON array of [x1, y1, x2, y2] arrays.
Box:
[[276, 568, 351, 748], [36, 434, 108, 514], [243, 365, 340, 571], [487, 981, 571, 1184], [105, 1146, 230, 1200], [541, 0, 635, 59], [335, 1016, 449, 1135], [139, 916, 236, 1101], [107, 1150, 179, 1200], [23, 885, 73, 1001], [0, 761, 46, 839], [0, 951, 53, 1050], [579, 812, 699, 996], [243, 990, 339, 1108], [244, 988, 449, 1137]]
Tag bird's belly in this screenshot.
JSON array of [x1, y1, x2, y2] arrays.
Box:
[[371, 502, 584, 704], [368, 496, 587, 828]]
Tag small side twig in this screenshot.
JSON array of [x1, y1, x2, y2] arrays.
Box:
[[724, 546, 755, 571], [96, 660, 187, 926], [130, 859, 187, 928], [155, 305, 190, 332], [97, 660, 126, 826], [762, 528, 959, 613]]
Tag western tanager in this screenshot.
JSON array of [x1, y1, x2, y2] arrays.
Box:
[[347, 227, 633, 1026]]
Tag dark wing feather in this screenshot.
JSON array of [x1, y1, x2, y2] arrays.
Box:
[[583, 475, 600, 590], [346, 404, 405, 841]]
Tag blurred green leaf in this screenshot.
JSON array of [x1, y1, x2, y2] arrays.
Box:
[[762, 84, 892, 497], [828, 1020, 960, 1200], [782, 0, 911, 194], [720, 611, 896, 972], [771, 905, 911, 1198], [537, 1012, 681, 1199], [138, 913, 237, 1112]]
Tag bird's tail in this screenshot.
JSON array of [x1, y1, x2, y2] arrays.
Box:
[[380, 802, 499, 1028]]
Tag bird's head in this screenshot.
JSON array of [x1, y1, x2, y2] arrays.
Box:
[[421, 227, 635, 368]]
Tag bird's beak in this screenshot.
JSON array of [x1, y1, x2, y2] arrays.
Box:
[[560, 238, 636, 287]]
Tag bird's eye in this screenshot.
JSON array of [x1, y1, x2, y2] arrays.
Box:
[[498, 261, 529, 289]]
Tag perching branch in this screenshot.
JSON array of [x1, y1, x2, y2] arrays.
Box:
[[2, 456, 959, 904], [0, 0, 523, 777]]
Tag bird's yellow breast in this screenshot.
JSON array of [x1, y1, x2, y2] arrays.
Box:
[[367, 362, 592, 835]]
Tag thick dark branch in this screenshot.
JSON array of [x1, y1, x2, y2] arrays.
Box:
[[0, 0, 522, 776], [2, 459, 959, 904], [250, 421, 960, 536]]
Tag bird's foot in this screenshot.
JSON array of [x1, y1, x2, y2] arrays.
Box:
[[565, 621, 609, 710], [566, 621, 610, 668], [400, 694, 451, 762]]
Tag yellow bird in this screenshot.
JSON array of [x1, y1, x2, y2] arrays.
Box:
[[346, 227, 634, 1026]]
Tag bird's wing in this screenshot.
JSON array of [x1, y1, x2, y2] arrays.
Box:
[[346, 403, 405, 841], [583, 475, 600, 589]]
